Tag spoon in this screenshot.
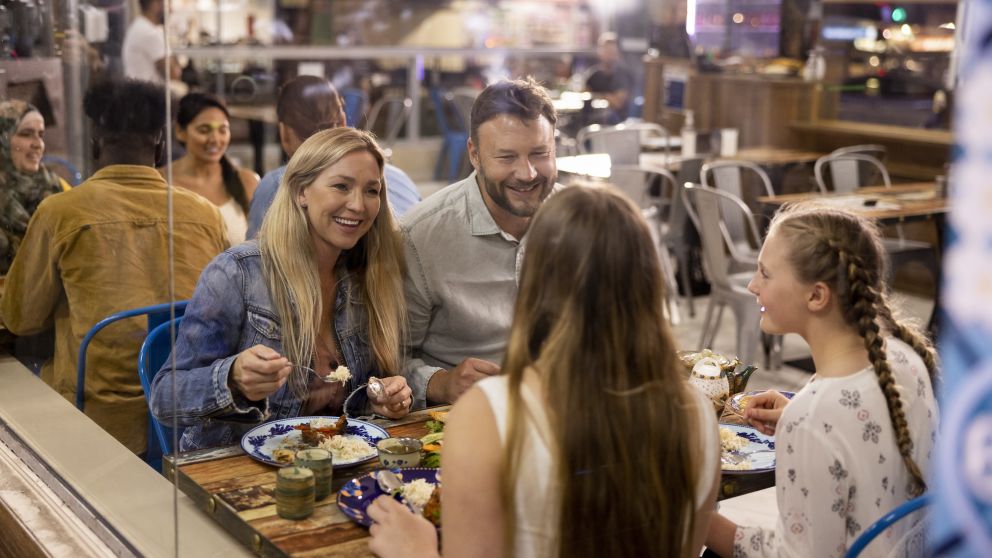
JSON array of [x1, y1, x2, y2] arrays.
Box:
[[376, 469, 404, 494], [294, 363, 346, 384]]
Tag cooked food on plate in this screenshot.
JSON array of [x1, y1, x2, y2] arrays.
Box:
[[294, 415, 348, 445], [719, 427, 753, 470], [398, 478, 442, 527], [326, 364, 352, 384], [273, 448, 296, 464], [283, 416, 375, 462]]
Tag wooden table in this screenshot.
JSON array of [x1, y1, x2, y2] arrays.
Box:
[[756, 182, 948, 222], [731, 146, 825, 166], [167, 407, 774, 557]]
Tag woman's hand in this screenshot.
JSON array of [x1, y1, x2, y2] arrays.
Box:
[[369, 376, 413, 419], [229, 345, 292, 401], [367, 496, 440, 558], [744, 390, 791, 435]]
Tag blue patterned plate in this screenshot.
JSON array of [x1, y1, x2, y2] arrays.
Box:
[[337, 467, 441, 528], [719, 423, 776, 474], [240, 416, 388, 468]]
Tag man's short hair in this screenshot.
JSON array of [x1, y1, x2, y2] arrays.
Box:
[[470, 77, 557, 145], [84, 79, 166, 150], [598, 32, 619, 47], [139, 0, 157, 12]]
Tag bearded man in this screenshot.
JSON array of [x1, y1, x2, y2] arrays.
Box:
[[401, 77, 560, 406]]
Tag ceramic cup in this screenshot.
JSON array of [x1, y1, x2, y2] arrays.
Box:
[[275, 466, 315, 520], [376, 437, 423, 468], [294, 448, 334, 501]]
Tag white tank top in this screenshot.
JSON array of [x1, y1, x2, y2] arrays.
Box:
[[476, 375, 719, 557], [218, 197, 247, 245]]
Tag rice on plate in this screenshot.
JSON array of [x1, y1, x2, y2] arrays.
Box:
[[318, 434, 375, 462]]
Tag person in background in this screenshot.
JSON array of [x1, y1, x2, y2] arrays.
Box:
[[584, 32, 633, 125], [121, 0, 180, 84], [0, 100, 68, 274], [246, 76, 420, 239], [164, 92, 259, 245], [151, 128, 412, 452], [400, 78, 560, 408], [1, 79, 227, 454], [368, 186, 720, 558], [706, 204, 939, 557]]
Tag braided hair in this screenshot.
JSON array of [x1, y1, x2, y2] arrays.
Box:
[[769, 203, 937, 496]]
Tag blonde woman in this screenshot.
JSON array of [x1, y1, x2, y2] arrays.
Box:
[[706, 204, 939, 557], [151, 128, 411, 451], [368, 186, 720, 558]]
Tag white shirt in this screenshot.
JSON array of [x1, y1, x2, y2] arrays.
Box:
[[217, 197, 247, 246], [122, 15, 166, 83], [735, 338, 938, 558]]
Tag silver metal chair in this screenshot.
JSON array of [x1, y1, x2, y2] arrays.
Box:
[[682, 184, 767, 366], [701, 159, 776, 269], [365, 93, 413, 147], [814, 152, 939, 304], [577, 122, 673, 165], [610, 165, 683, 323], [814, 152, 889, 194]]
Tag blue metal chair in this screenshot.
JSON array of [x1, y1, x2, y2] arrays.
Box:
[[429, 87, 469, 182], [844, 493, 932, 558], [138, 317, 183, 471], [75, 302, 188, 468], [341, 87, 368, 129], [42, 155, 83, 186]]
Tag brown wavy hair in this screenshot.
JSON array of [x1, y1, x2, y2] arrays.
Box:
[[500, 185, 703, 557], [769, 203, 938, 496]]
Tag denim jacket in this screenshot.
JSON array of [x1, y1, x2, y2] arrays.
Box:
[[150, 241, 378, 452]]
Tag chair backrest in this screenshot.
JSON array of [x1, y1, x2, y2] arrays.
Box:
[[341, 87, 367, 128], [701, 159, 775, 251], [610, 164, 678, 212], [365, 93, 413, 145], [814, 153, 892, 194], [76, 301, 189, 411], [42, 154, 83, 186], [682, 184, 761, 288], [832, 143, 886, 161], [581, 126, 642, 165], [138, 317, 182, 459], [844, 494, 932, 558]]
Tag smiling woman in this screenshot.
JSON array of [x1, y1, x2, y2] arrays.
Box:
[[0, 100, 66, 273], [150, 127, 413, 453]]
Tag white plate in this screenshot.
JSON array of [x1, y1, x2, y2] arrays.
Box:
[[720, 423, 776, 474], [240, 416, 388, 468]]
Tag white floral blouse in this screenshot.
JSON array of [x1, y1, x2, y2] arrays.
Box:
[[735, 338, 938, 558]]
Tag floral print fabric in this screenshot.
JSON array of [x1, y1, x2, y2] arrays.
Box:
[[735, 338, 938, 558]]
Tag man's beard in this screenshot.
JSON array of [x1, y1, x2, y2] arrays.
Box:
[[478, 163, 555, 218]]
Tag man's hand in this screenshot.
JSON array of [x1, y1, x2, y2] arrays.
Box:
[[446, 358, 500, 402], [229, 345, 292, 401], [369, 376, 413, 419], [743, 390, 791, 436]]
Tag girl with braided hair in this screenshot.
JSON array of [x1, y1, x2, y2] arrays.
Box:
[[706, 203, 938, 558]]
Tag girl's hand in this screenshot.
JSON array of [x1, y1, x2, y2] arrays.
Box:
[[229, 345, 292, 401], [367, 496, 440, 558], [743, 390, 791, 436], [369, 376, 413, 419]]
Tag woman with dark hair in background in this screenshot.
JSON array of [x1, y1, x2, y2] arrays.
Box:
[[163, 92, 259, 245]]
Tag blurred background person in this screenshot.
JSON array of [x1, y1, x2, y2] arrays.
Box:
[[1, 79, 227, 455], [583, 32, 633, 125], [121, 0, 180, 84], [165, 92, 259, 245], [0, 100, 68, 274]]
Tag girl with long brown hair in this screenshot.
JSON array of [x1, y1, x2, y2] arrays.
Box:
[[706, 203, 939, 557], [368, 185, 720, 557]]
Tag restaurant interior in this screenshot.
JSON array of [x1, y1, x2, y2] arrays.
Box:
[[0, 0, 980, 556]]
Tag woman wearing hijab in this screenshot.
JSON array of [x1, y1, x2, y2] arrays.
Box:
[[0, 100, 68, 273]]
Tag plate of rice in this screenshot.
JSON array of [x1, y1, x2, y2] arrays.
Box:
[[240, 416, 388, 468], [719, 424, 776, 474], [337, 468, 441, 528]]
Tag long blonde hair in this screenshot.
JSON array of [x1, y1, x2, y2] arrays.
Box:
[[258, 128, 405, 396], [770, 203, 938, 496], [500, 186, 703, 557]]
